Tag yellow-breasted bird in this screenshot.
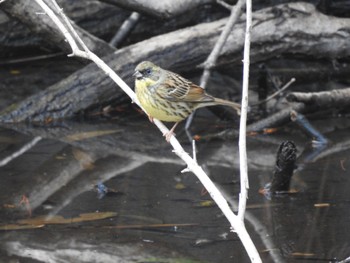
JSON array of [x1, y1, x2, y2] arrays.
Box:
[[133, 61, 240, 142]]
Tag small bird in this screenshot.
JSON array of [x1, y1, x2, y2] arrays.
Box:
[[133, 61, 240, 142]]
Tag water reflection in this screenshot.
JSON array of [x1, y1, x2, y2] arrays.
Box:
[[0, 117, 350, 262]]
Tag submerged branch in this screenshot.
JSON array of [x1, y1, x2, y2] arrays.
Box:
[[247, 103, 305, 132], [268, 141, 297, 194]]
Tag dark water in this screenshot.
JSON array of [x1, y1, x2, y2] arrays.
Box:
[[0, 114, 350, 263], [1, 53, 350, 262]]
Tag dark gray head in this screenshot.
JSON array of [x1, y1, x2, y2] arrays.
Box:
[[133, 61, 162, 81]]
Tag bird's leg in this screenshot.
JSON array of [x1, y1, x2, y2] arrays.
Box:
[[164, 122, 180, 142]]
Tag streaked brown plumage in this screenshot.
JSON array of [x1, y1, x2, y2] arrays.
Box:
[[133, 61, 240, 141]]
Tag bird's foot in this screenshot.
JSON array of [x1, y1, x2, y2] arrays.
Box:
[[148, 115, 154, 123], [163, 122, 180, 142], [163, 131, 176, 142]]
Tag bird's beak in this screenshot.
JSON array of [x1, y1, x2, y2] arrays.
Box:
[[133, 70, 143, 80]]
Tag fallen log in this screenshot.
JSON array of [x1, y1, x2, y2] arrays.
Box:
[[287, 87, 350, 108], [99, 0, 216, 19], [1, 0, 116, 57], [0, 0, 226, 58], [1, 2, 350, 123]]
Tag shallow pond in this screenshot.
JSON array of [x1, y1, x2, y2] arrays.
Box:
[[0, 113, 350, 263]]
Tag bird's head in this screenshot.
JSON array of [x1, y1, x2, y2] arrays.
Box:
[[133, 61, 162, 83]]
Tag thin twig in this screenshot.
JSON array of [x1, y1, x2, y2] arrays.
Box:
[[51, 0, 91, 55], [251, 77, 296, 107], [0, 53, 64, 66], [217, 0, 233, 10]]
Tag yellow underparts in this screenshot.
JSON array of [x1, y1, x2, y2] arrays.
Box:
[[135, 79, 187, 122]]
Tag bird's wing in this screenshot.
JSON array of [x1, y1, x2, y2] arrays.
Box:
[[157, 71, 213, 102]]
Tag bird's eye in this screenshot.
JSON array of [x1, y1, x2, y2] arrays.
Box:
[[145, 68, 152, 75]]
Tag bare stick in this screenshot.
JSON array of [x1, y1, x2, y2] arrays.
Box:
[[34, 0, 261, 260], [251, 77, 296, 107], [186, 0, 244, 129], [110, 12, 141, 47], [217, 0, 233, 10], [237, 0, 252, 222], [200, 0, 245, 88], [0, 137, 42, 167], [247, 103, 305, 132]]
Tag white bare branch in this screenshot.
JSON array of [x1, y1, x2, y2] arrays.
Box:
[[238, 0, 252, 221], [34, 0, 261, 261]]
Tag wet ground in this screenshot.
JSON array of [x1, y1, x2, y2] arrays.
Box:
[[0, 112, 350, 262]]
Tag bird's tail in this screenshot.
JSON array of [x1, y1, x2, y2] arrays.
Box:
[[213, 97, 241, 115]]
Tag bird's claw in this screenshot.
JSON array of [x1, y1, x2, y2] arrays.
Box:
[[148, 115, 154, 123], [163, 131, 175, 142]]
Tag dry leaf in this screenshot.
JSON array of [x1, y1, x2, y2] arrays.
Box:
[[17, 212, 118, 225], [65, 130, 120, 142], [0, 224, 44, 231], [175, 183, 186, 190], [314, 203, 330, 208], [10, 70, 20, 75], [195, 200, 215, 207]]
